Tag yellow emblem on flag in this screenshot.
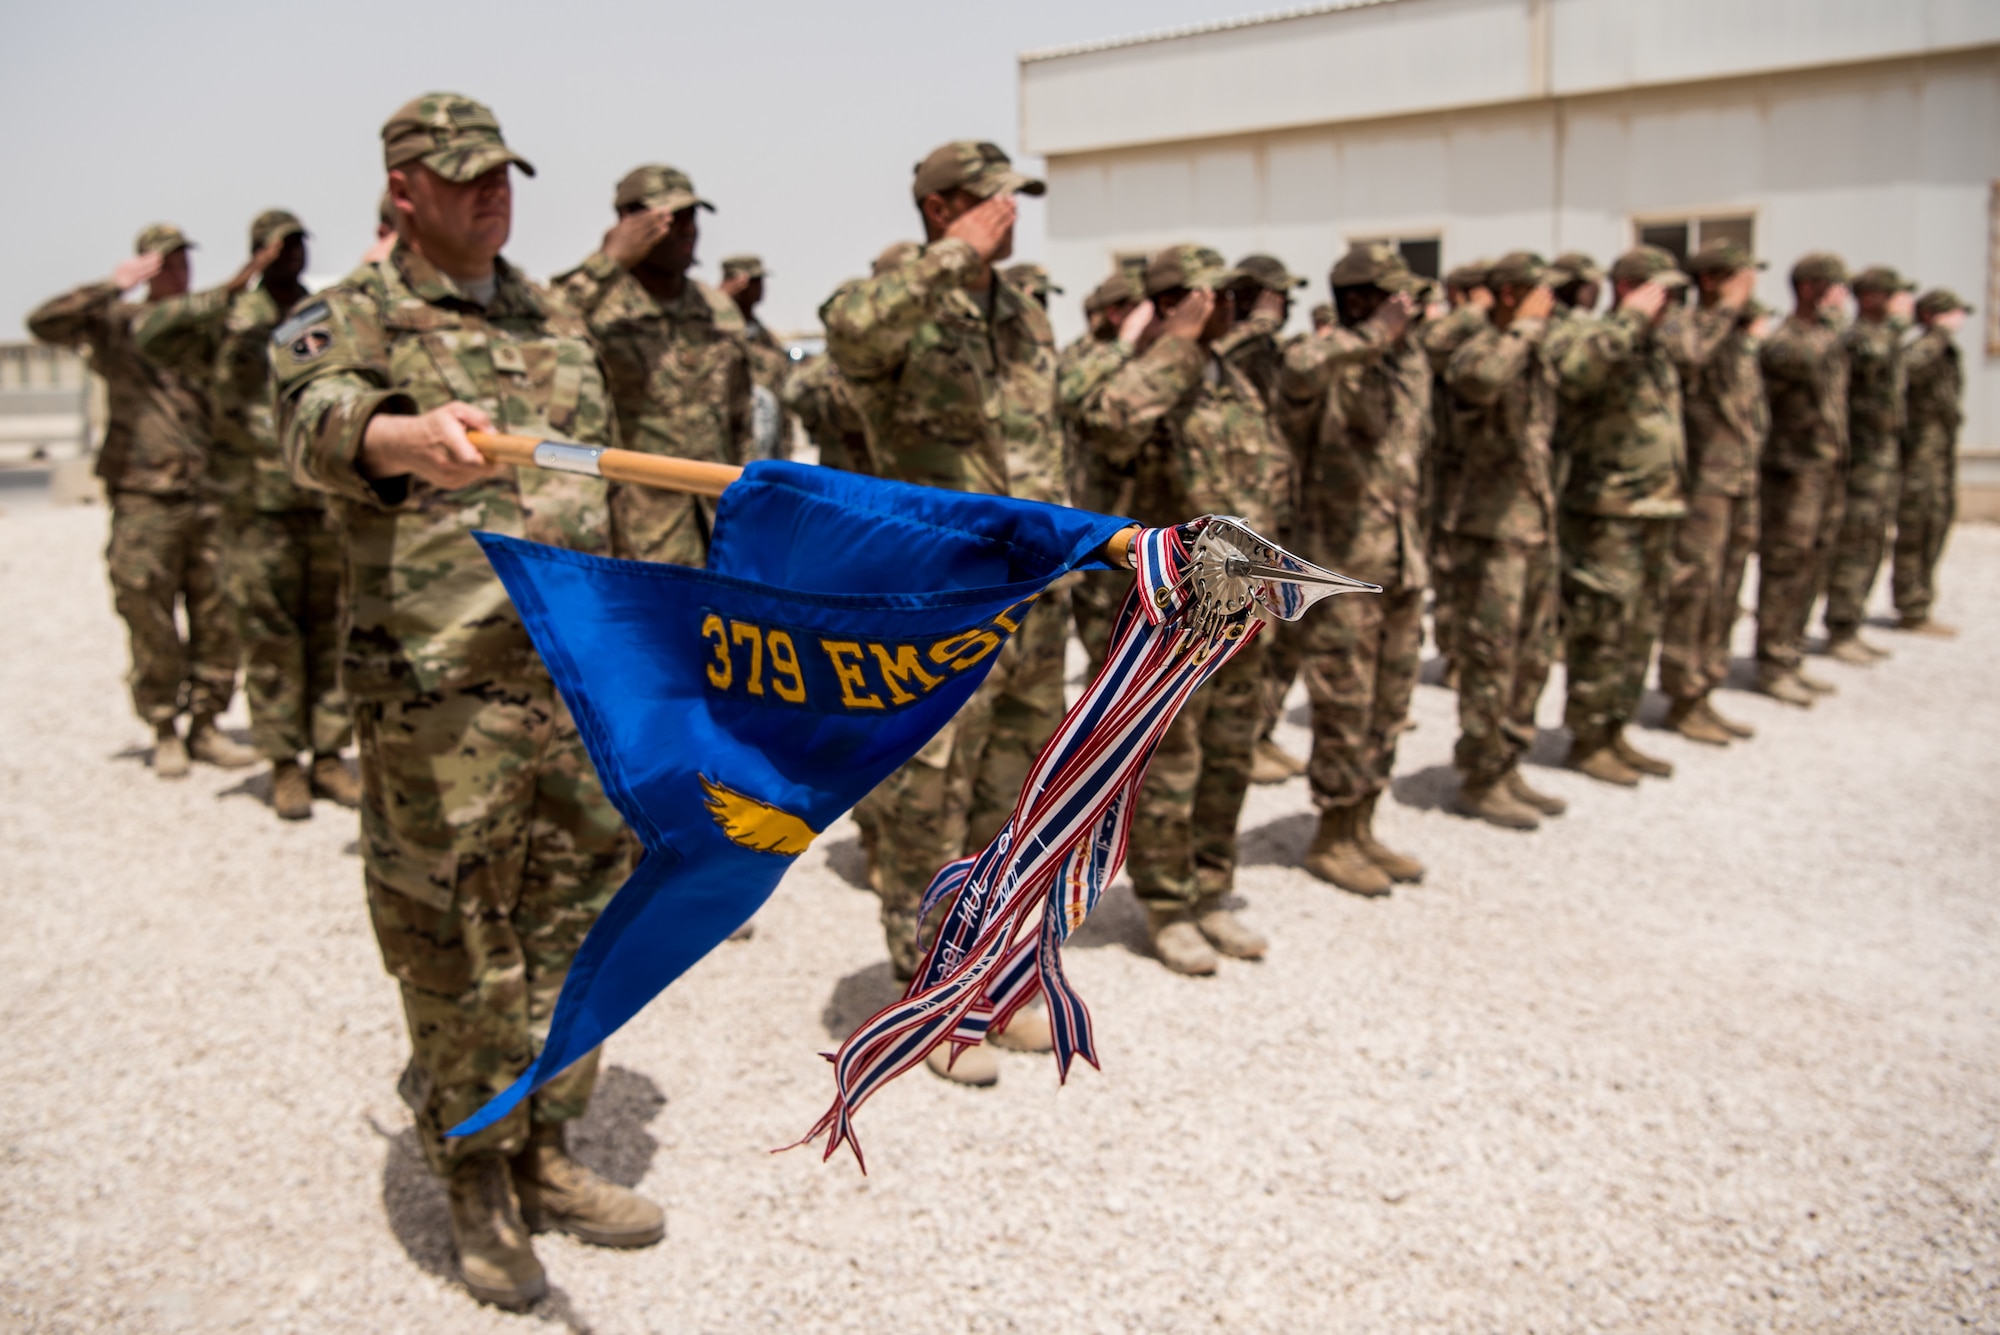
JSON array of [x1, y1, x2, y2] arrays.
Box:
[[700, 775, 819, 856]]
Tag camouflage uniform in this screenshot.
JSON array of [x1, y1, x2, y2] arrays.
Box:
[[274, 97, 630, 1176], [820, 141, 1066, 979], [722, 255, 794, 462], [1756, 279, 1850, 676], [1893, 295, 1970, 623], [135, 211, 350, 762], [785, 353, 871, 474], [1419, 299, 1490, 676], [1824, 284, 1910, 640], [1548, 251, 1691, 751], [1058, 328, 1137, 668], [1077, 248, 1282, 906], [558, 169, 753, 567], [1277, 289, 1428, 815], [27, 243, 238, 730], [1659, 301, 1765, 704]]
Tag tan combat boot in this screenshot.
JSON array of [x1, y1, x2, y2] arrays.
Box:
[[1755, 668, 1814, 708], [186, 714, 258, 769], [1301, 805, 1392, 897], [1506, 768, 1567, 816], [925, 1040, 1000, 1086], [1567, 737, 1641, 787], [448, 1154, 547, 1310], [1699, 697, 1754, 739], [1898, 615, 1958, 638], [511, 1123, 665, 1248], [271, 759, 313, 821], [1455, 778, 1539, 830], [1249, 736, 1306, 784], [1665, 697, 1731, 746], [1612, 728, 1674, 778], [1824, 634, 1875, 667], [1793, 665, 1837, 696], [309, 753, 361, 807], [153, 721, 190, 780], [1145, 905, 1221, 975], [989, 1003, 1054, 1053], [1354, 793, 1425, 883], [1192, 895, 1268, 959]]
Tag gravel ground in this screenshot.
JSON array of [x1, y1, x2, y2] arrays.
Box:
[[2, 492, 1997, 1334]]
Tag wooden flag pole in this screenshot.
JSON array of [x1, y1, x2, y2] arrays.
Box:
[[469, 430, 1140, 569]]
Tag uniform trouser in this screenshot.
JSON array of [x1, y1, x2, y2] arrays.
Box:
[[1444, 533, 1557, 787], [1128, 631, 1267, 908], [610, 480, 711, 567], [1560, 514, 1673, 747], [863, 592, 1069, 981], [1428, 532, 1459, 668], [1824, 457, 1898, 638], [1891, 453, 1955, 621], [105, 491, 238, 726], [1255, 618, 1306, 742], [1755, 463, 1843, 671], [1658, 493, 1758, 701], [230, 507, 350, 761], [1071, 569, 1127, 676], [356, 677, 633, 1177], [1303, 586, 1425, 810]]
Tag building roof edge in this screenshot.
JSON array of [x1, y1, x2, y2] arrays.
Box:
[[1019, 0, 1403, 65]]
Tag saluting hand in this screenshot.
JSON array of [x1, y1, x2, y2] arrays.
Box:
[[1118, 299, 1156, 348], [1159, 289, 1215, 343], [1514, 284, 1555, 324], [1719, 267, 1756, 312], [358, 401, 502, 490], [1888, 289, 1916, 322], [943, 194, 1017, 266], [602, 207, 676, 270], [227, 235, 290, 294], [112, 252, 163, 293], [1619, 280, 1670, 323], [1367, 291, 1416, 343]]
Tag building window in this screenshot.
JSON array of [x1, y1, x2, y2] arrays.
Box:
[[1352, 236, 1442, 281], [1635, 215, 1754, 271]]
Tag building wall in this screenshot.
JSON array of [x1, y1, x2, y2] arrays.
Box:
[[1037, 48, 2000, 450]]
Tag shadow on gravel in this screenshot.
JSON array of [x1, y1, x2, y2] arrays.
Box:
[[373, 1064, 665, 1332], [217, 769, 275, 810], [821, 835, 871, 892], [1525, 726, 1572, 767], [1240, 811, 1314, 867], [1068, 878, 1149, 956], [821, 960, 901, 1039], [1390, 764, 1459, 811]]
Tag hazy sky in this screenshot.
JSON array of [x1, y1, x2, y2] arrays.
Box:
[[2, 0, 1251, 340]]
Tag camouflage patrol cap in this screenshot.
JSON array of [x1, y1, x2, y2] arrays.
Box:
[[912, 141, 1044, 203], [1083, 272, 1143, 315], [1685, 238, 1765, 276], [1329, 242, 1413, 291], [872, 240, 921, 276], [721, 255, 765, 280], [1002, 263, 1062, 299], [134, 223, 193, 257], [249, 209, 305, 251], [1236, 254, 1307, 292], [1144, 244, 1240, 297], [1609, 245, 1690, 289], [1790, 252, 1849, 285], [1851, 265, 1916, 294], [1915, 287, 1972, 318], [616, 165, 713, 214], [1485, 251, 1547, 290], [1444, 259, 1492, 291], [382, 93, 534, 182], [1310, 302, 1335, 326], [1549, 251, 1604, 285]]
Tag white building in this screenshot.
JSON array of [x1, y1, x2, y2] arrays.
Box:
[[1020, 0, 2000, 461]]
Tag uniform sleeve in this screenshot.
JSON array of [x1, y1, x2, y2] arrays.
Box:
[[1757, 323, 1819, 383], [132, 286, 231, 380], [554, 251, 622, 321], [1666, 306, 1734, 374], [272, 286, 415, 507], [821, 239, 979, 382], [1420, 305, 1487, 373], [1076, 335, 1204, 468], [25, 281, 121, 356], [1446, 320, 1543, 406], [1549, 307, 1645, 398]]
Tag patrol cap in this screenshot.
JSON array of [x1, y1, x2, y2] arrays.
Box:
[[1685, 238, 1765, 276], [1236, 254, 1307, 292], [1329, 242, 1414, 291], [1790, 251, 1849, 285], [1309, 302, 1334, 326], [1851, 265, 1916, 294], [872, 240, 921, 276], [249, 209, 306, 251], [721, 254, 765, 281], [1549, 251, 1604, 285], [1444, 259, 1492, 291], [911, 141, 1044, 203], [1144, 244, 1239, 297], [1083, 272, 1143, 315], [1609, 245, 1690, 289], [134, 223, 193, 257], [382, 93, 534, 182], [1002, 262, 1062, 299], [1485, 251, 1547, 290], [615, 164, 713, 215], [1915, 287, 1972, 318]]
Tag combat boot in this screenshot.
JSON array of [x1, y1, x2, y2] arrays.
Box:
[[310, 753, 361, 808], [1699, 697, 1754, 739], [447, 1153, 547, 1310], [1857, 637, 1892, 661], [1898, 615, 1958, 638], [1755, 668, 1815, 708], [1354, 793, 1425, 883], [271, 759, 313, 821], [1506, 768, 1567, 816], [511, 1123, 665, 1248], [1824, 634, 1875, 667], [1145, 905, 1220, 975], [186, 714, 258, 769], [1612, 728, 1673, 778], [153, 721, 189, 780], [1192, 895, 1267, 959], [1302, 806, 1392, 897], [1455, 778, 1539, 830], [1567, 737, 1640, 787], [989, 1003, 1054, 1053], [925, 1040, 1000, 1086], [1665, 698, 1731, 747], [1249, 737, 1305, 784], [1793, 666, 1837, 696]]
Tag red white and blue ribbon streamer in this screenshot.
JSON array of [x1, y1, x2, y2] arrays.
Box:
[[798, 521, 1264, 1168]]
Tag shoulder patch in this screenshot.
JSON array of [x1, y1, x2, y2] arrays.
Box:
[[272, 300, 330, 349]]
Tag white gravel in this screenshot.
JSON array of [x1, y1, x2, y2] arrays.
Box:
[[2, 490, 1997, 1334]]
